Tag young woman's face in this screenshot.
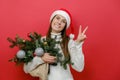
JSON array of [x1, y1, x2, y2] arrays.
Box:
[[51, 15, 67, 33]]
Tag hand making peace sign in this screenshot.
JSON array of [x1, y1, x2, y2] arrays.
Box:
[[76, 25, 88, 43]]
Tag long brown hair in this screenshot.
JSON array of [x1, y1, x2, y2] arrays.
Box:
[[46, 16, 70, 58]]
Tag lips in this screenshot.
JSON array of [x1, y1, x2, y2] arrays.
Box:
[[54, 23, 61, 29]]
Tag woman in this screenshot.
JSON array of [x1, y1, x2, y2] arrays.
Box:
[[24, 9, 88, 80]]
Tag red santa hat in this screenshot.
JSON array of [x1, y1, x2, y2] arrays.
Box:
[[50, 8, 74, 35]]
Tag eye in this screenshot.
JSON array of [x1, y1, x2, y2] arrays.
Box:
[[56, 16, 60, 20], [62, 20, 66, 23]]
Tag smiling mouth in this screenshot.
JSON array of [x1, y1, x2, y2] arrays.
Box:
[[54, 24, 61, 28]]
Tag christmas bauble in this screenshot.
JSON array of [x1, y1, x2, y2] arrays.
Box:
[[35, 47, 44, 56], [16, 50, 25, 59]]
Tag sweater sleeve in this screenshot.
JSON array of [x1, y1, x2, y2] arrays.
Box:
[[68, 38, 85, 72], [23, 56, 44, 73]]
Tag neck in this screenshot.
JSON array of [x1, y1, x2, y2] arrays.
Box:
[[50, 32, 62, 41], [51, 30, 61, 34]]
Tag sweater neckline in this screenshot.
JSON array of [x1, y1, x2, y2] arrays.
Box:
[[50, 32, 62, 41]]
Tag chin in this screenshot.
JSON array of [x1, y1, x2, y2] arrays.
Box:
[[53, 29, 60, 32]]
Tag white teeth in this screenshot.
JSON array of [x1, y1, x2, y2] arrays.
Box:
[[55, 25, 59, 28]]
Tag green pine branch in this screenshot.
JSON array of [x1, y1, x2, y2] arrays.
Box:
[[7, 32, 72, 69]]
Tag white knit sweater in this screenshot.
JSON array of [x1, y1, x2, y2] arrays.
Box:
[[24, 33, 84, 80]]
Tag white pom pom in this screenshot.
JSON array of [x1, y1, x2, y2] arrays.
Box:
[[35, 47, 44, 56], [16, 50, 25, 59], [69, 34, 74, 39]]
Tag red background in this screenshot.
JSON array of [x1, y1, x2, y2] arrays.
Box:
[[0, 0, 120, 80]]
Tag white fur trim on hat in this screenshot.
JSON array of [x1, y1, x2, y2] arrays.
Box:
[[50, 10, 71, 29]]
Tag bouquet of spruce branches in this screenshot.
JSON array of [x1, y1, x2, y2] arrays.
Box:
[[7, 32, 73, 70], [7, 32, 62, 65]]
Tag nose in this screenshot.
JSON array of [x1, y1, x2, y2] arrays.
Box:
[[58, 20, 62, 25]]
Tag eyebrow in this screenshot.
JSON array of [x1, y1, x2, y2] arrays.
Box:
[[63, 19, 66, 22]]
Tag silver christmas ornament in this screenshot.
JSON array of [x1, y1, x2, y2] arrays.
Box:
[[16, 50, 25, 59], [35, 47, 44, 56]]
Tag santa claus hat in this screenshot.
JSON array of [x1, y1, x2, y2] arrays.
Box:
[[50, 8, 72, 29], [50, 8, 74, 36]]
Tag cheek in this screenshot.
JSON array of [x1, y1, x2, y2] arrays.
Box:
[[51, 21, 54, 27], [61, 24, 66, 29]]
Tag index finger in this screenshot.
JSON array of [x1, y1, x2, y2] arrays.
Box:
[[79, 25, 82, 34], [82, 26, 88, 34]]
